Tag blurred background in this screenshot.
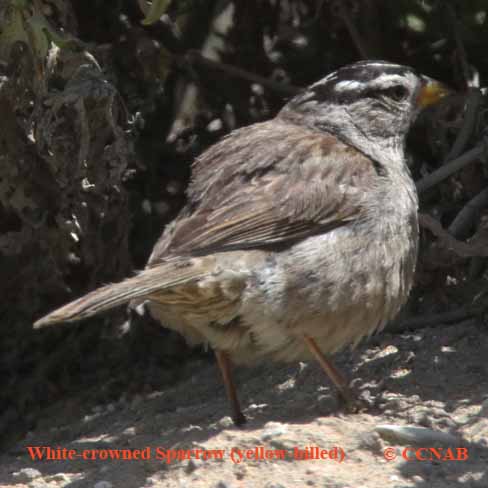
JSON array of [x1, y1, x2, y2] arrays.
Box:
[[1, 0, 487, 446]]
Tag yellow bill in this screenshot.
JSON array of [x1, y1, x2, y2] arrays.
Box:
[[417, 77, 451, 108]]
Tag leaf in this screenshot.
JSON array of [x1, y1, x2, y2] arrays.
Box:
[[141, 0, 171, 25], [25, 10, 51, 60], [0, 1, 79, 63], [27, 8, 79, 51], [0, 4, 29, 61], [10, 0, 28, 8]]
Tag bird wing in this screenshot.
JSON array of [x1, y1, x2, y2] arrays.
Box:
[[150, 120, 380, 261]]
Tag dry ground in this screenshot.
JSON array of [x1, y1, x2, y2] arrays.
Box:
[[1, 318, 488, 488]]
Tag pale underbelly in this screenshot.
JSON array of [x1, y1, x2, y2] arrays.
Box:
[[145, 222, 416, 365]]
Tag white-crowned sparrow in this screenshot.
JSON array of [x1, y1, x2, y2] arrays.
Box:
[[35, 60, 449, 425]]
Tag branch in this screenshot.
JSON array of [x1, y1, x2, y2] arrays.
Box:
[[445, 3, 471, 88], [419, 213, 488, 258], [445, 89, 483, 162], [335, 1, 371, 59], [415, 143, 486, 193], [391, 310, 481, 332], [448, 187, 488, 238], [184, 50, 300, 97]]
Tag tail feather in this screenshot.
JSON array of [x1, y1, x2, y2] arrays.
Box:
[[33, 260, 205, 328]]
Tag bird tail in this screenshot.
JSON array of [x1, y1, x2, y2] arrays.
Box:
[[33, 259, 206, 328]]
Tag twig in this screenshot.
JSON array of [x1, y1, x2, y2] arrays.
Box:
[[445, 89, 483, 162], [336, 2, 371, 59], [184, 50, 300, 97], [445, 3, 471, 88], [415, 143, 485, 193], [448, 187, 488, 238], [137, 0, 149, 15], [389, 307, 483, 333], [139, 6, 299, 97], [419, 213, 488, 257]]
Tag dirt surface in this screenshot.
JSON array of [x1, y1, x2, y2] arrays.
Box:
[[1, 318, 487, 488]]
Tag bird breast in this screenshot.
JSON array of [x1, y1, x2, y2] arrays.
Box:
[[236, 174, 419, 361]]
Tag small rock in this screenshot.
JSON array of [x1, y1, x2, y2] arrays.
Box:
[[261, 422, 288, 441], [316, 393, 337, 411], [181, 424, 203, 433], [478, 397, 488, 417], [233, 464, 247, 480], [215, 482, 234, 488], [247, 403, 267, 411], [358, 431, 384, 453], [218, 416, 234, 428], [376, 424, 461, 446], [123, 427, 136, 436], [94, 482, 113, 488], [185, 458, 203, 474], [358, 389, 376, 407], [47, 473, 71, 483], [144, 476, 161, 486], [12, 467, 42, 482]]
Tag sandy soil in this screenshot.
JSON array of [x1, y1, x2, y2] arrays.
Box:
[[1, 318, 488, 488]]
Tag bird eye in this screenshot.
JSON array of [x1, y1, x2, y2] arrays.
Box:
[[384, 85, 408, 101]]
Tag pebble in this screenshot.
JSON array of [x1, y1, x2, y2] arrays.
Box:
[[144, 476, 160, 486], [181, 424, 203, 433], [12, 467, 42, 482], [376, 424, 461, 446], [261, 422, 288, 441], [185, 458, 203, 474], [94, 482, 113, 488], [47, 473, 71, 483], [358, 431, 384, 453], [233, 464, 246, 480], [478, 397, 488, 417], [217, 416, 234, 428], [215, 481, 234, 488]]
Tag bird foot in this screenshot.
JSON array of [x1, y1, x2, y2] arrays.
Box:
[[337, 390, 367, 414], [232, 412, 247, 427]]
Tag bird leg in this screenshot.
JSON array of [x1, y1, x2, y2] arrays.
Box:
[[215, 350, 246, 426], [303, 335, 356, 411]]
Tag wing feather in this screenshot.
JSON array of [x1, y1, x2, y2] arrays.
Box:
[[149, 120, 380, 263]]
